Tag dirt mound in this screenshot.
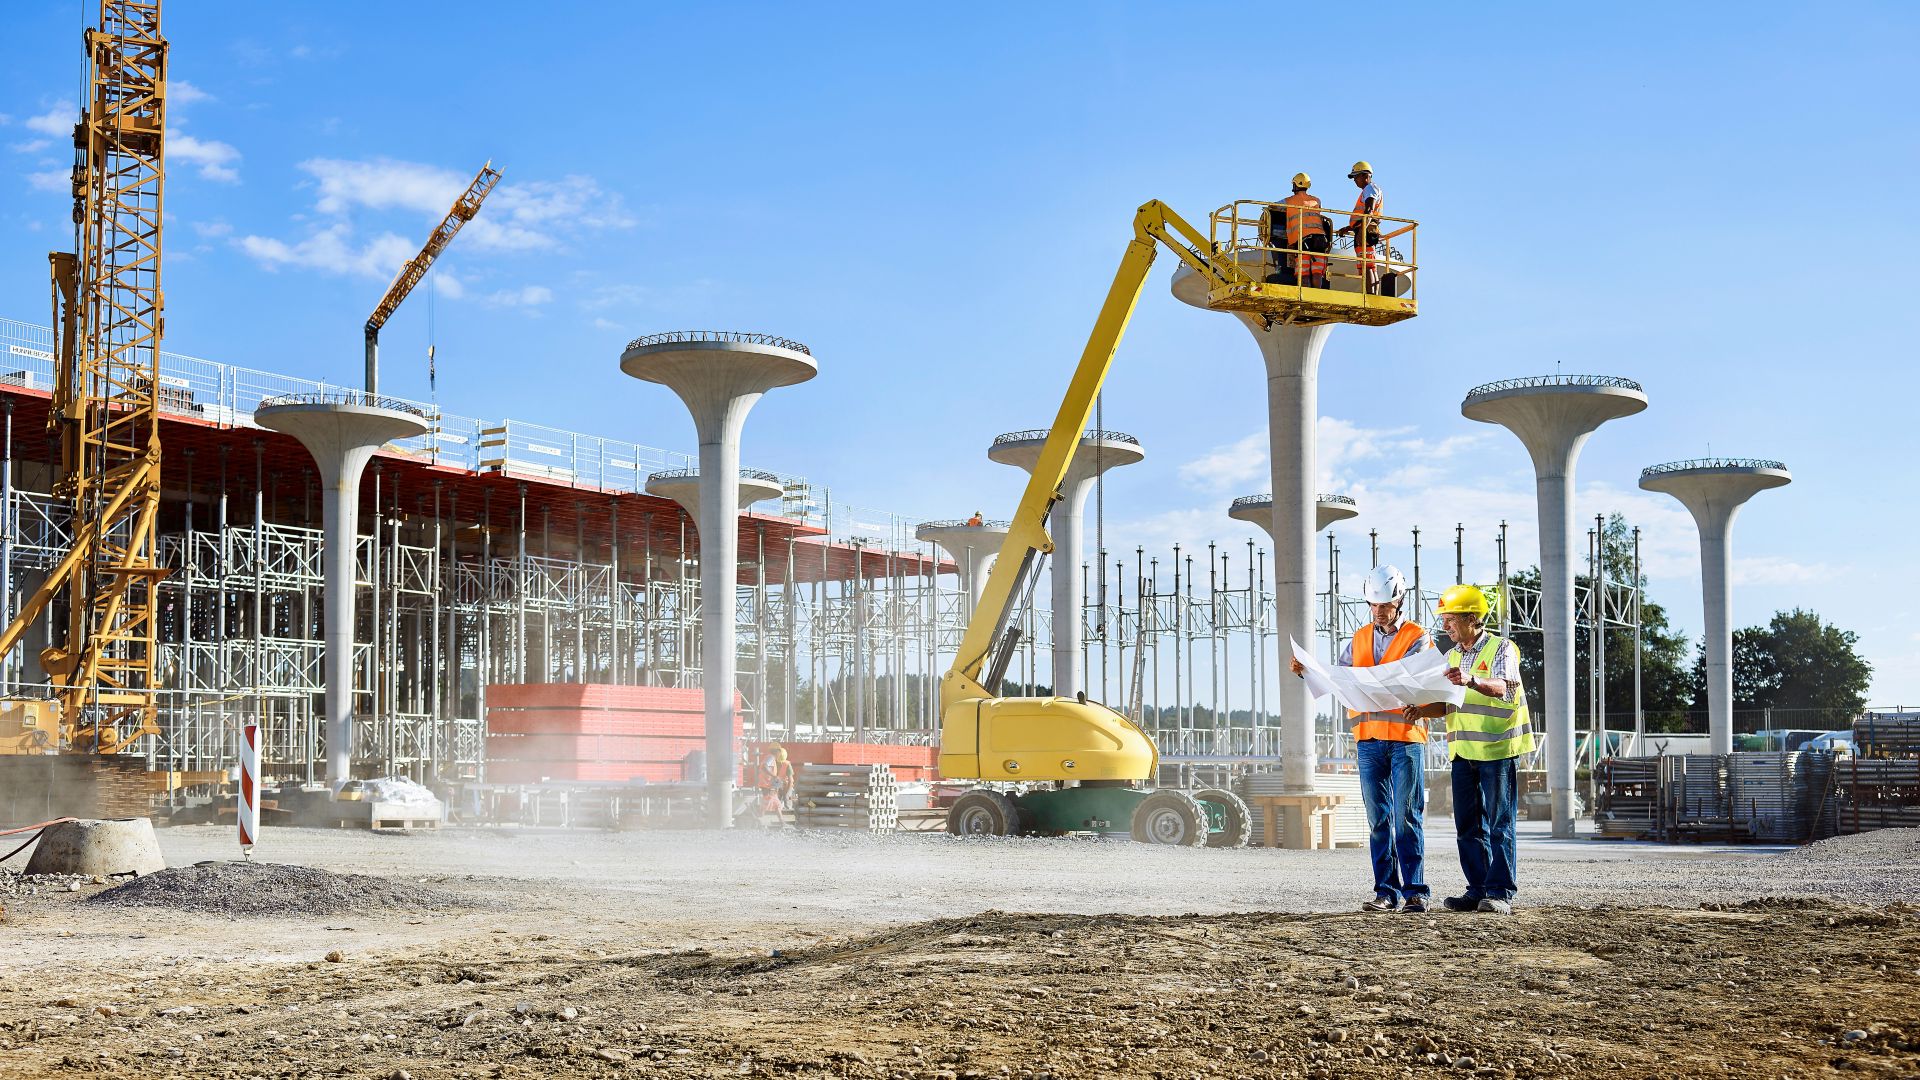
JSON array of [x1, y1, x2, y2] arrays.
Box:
[[85, 860, 472, 917]]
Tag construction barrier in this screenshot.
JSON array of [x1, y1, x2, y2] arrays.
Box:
[[238, 722, 260, 851]]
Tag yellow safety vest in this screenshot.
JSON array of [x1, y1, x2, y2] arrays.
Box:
[[1445, 634, 1535, 761]]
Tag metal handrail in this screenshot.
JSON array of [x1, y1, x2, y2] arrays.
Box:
[[1466, 375, 1644, 398], [1209, 198, 1419, 280], [1230, 492, 1356, 509], [992, 428, 1140, 446], [646, 467, 784, 483], [916, 518, 1011, 531], [1641, 458, 1788, 477], [257, 391, 428, 417], [624, 330, 812, 355]]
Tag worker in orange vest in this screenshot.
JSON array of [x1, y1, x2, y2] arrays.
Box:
[[1291, 565, 1434, 912], [745, 744, 795, 822], [1279, 172, 1330, 289], [966, 510, 984, 527], [1334, 160, 1384, 294]]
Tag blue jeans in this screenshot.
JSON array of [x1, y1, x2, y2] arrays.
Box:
[[1356, 738, 1427, 902], [1452, 756, 1519, 901]]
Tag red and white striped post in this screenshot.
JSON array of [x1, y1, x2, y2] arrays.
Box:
[[238, 722, 260, 857]]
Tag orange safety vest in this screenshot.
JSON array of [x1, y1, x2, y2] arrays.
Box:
[[1281, 192, 1326, 245], [1347, 621, 1429, 743], [1351, 187, 1384, 243]]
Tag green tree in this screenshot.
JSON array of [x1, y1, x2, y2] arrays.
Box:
[[1690, 608, 1872, 716], [1506, 514, 1695, 731]]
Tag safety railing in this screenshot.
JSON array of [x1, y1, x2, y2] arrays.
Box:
[[1317, 493, 1357, 507], [1466, 374, 1644, 398], [1209, 199, 1418, 300], [623, 330, 812, 355], [646, 467, 784, 484], [1641, 458, 1788, 477], [916, 518, 1012, 531], [991, 428, 1140, 447], [259, 390, 428, 416]]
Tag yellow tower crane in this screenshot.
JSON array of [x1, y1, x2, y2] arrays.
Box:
[[0, 0, 171, 755], [363, 162, 502, 397]]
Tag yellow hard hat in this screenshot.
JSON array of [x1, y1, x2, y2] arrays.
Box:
[[1436, 584, 1489, 618], [1348, 160, 1373, 178], [1291, 172, 1311, 189]]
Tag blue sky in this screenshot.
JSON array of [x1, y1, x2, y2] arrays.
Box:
[[2, 2, 1915, 703]]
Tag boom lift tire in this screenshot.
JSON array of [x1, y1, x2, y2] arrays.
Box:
[[947, 789, 1023, 837], [1129, 789, 1209, 846], [1193, 788, 1253, 848]]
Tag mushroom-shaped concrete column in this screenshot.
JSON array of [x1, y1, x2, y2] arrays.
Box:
[[1230, 492, 1360, 537], [644, 468, 785, 526], [914, 519, 1011, 623], [255, 393, 427, 787], [621, 331, 816, 827], [1639, 458, 1791, 755], [988, 429, 1145, 698], [1463, 375, 1646, 838], [1173, 263, 1333, 789]]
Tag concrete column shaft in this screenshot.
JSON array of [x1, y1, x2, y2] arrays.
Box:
[[693, 405, 753, 827], [1533, 467, 1579, 825], [1251, 320, 1332, 791], [1698, 522, 1737, 755], [1051, 479, 1095, 699], [318, 451, 375, 786]]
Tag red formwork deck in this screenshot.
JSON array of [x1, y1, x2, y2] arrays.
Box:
[[485, 683, 741, 784], [779, 741, 939, 782]]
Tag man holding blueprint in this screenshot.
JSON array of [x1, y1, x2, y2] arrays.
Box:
[[1289, 566, 1443, 913]]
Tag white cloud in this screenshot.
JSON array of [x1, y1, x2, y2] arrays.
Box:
[[236, 223, 414, 279], [431, 273, 464, 300], [483, 284, 553, 307], [171, 80, 213, 105], [24, 106, 70, 136], [171, 133, 241, 182], [0, 112, 12, 125], [296, 158, 635, 251], [304, 157, 467, 216], [10, 138, 49, 154], [26, 168, 68, 193], [591, 316, 621, 331], [1177, 432, 1267, 493], [1732, 556, 1837, 587], [192, 220, 233, 239]]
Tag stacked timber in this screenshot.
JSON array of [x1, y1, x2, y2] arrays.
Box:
[[1234, 772, 1366, 847], [791, 763, 898, 832]]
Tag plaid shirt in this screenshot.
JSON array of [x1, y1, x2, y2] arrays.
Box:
[[1446, 631, 1520, 705]]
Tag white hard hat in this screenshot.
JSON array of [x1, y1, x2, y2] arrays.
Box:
[[1361, 565, 1408, 606]]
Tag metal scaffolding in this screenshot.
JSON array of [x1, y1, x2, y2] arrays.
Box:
[[0, 316, 1645, 788]]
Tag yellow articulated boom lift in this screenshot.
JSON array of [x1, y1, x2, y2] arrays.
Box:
[[939, 197, 1416, 844]]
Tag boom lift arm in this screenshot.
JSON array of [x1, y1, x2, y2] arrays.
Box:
[[362, 161, 502, 396], [941, 200, 1250, 713]]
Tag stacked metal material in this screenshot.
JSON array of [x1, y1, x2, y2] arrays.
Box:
[[1595, 757, 1660, 838], [1726, 751, 1838, 842], [1840, 714, 1920, 831], [792, 763, 899, 832]]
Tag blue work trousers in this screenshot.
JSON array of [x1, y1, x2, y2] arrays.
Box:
[[1451, 755, 1520, 901], [1355, 737, 1428, 902]]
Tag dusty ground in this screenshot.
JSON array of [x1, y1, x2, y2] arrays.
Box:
[[1, 823, 1917, 1079]]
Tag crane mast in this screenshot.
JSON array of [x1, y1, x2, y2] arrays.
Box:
[[363, 162, 502, 397], [0, 1, 170, 753]]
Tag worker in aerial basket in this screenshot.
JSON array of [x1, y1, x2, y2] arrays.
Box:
[[1334, 161, 1384, 294], [1279, 172, 1331, 290], [1290, 565, 1433, 913], [1401, 584, 1536, 915]]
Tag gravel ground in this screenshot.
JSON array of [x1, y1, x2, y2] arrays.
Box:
[[85, 861, 474, 917], [0, 823, 1915, 1078]]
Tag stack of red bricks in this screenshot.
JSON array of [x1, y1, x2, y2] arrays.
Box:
[[780, 741, 939, 782], [486, 684, 741, 784]]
